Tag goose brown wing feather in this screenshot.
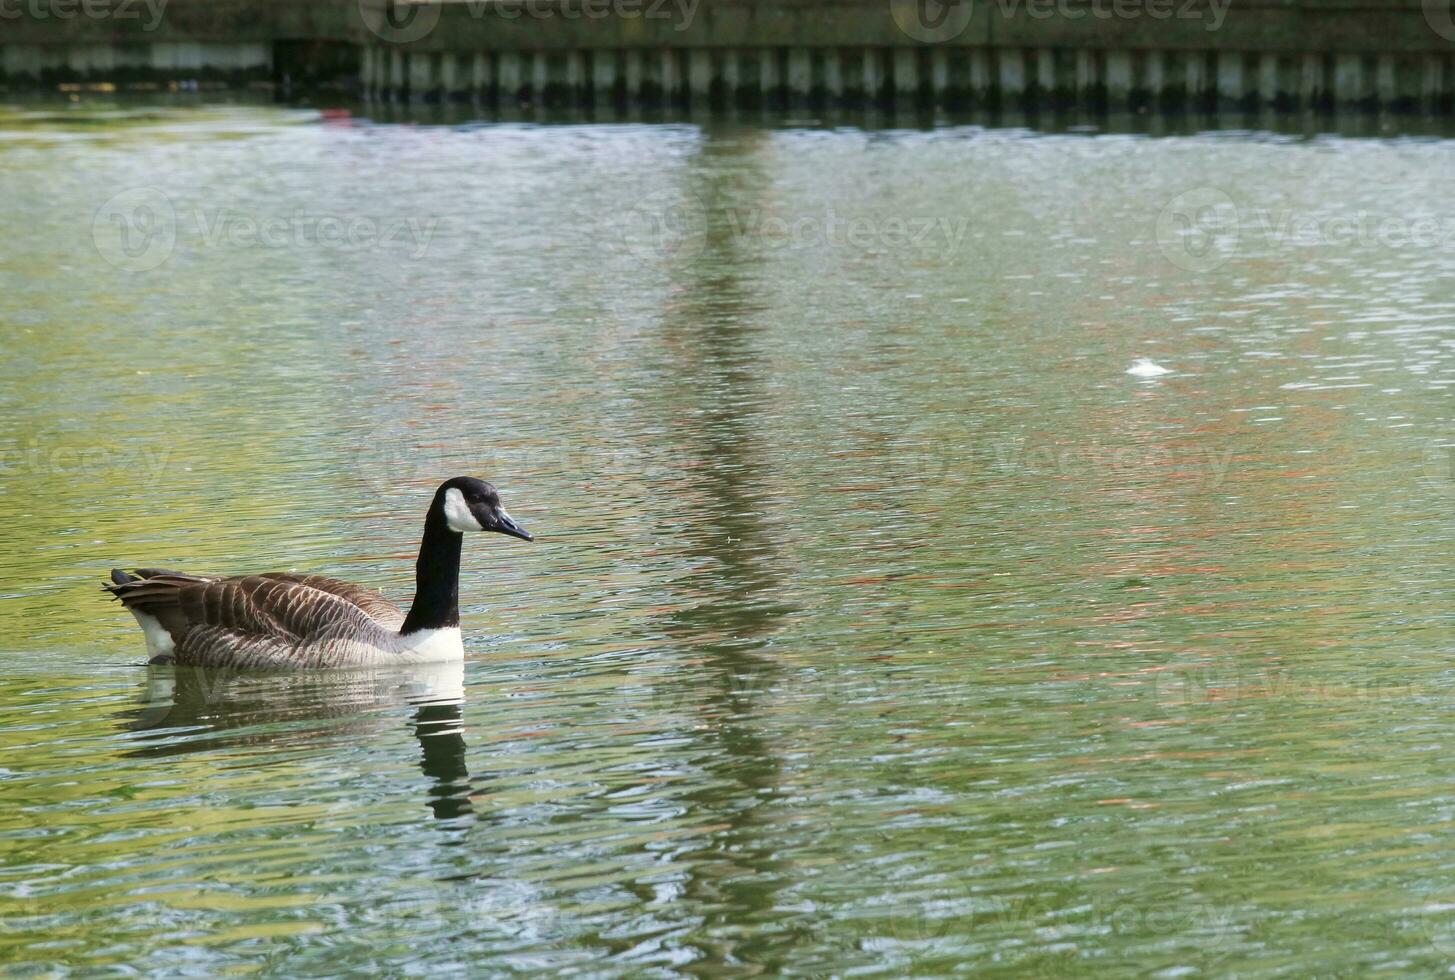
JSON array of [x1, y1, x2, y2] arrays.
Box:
[[252, 574, 405, 629], [108, 571, 405, 660], [175, 576, 403, 642]]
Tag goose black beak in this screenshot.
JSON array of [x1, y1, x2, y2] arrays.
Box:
[[493, 510, 533, 542]]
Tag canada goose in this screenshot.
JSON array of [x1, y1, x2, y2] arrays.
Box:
[[104, 477, 532, 670]]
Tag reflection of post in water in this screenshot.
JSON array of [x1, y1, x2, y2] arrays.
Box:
[[638, 123, 802, 964], [656, 121, 792, 713], [657, 123, 796, 650], [119, 662, 475, 822]]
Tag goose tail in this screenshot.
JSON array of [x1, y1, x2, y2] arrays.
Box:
[[102, 568, 209, 604], [103, 568, 213, 664]]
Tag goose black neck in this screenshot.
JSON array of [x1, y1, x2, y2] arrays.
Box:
[[400, 504, 461, 635]]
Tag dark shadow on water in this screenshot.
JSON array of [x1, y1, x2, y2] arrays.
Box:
[[351, 99, 1455, 141], [11, 90, 1455, 142], [580, 122, 806, 968], [118, 660, 476, 822], [8, 90, 1455, 141]]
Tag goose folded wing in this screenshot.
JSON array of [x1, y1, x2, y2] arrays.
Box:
[[177, 575, 403, 643], [251, 574, 405, 630]]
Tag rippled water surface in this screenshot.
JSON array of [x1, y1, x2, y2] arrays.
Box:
[[1, 98, 1453, 975]]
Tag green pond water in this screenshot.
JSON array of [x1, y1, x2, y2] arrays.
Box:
[[0, 97, 1453, 976]]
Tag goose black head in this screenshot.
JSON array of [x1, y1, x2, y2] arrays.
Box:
[[437, 477, 532, 541]]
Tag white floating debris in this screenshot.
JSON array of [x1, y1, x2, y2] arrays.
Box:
[[1127, 357, 1172, 378]]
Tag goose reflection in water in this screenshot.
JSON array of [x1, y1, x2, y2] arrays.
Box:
[[117, 660, 477, 821]]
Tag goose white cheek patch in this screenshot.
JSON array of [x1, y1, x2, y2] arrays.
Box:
[[443, 488, 483, 532]]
